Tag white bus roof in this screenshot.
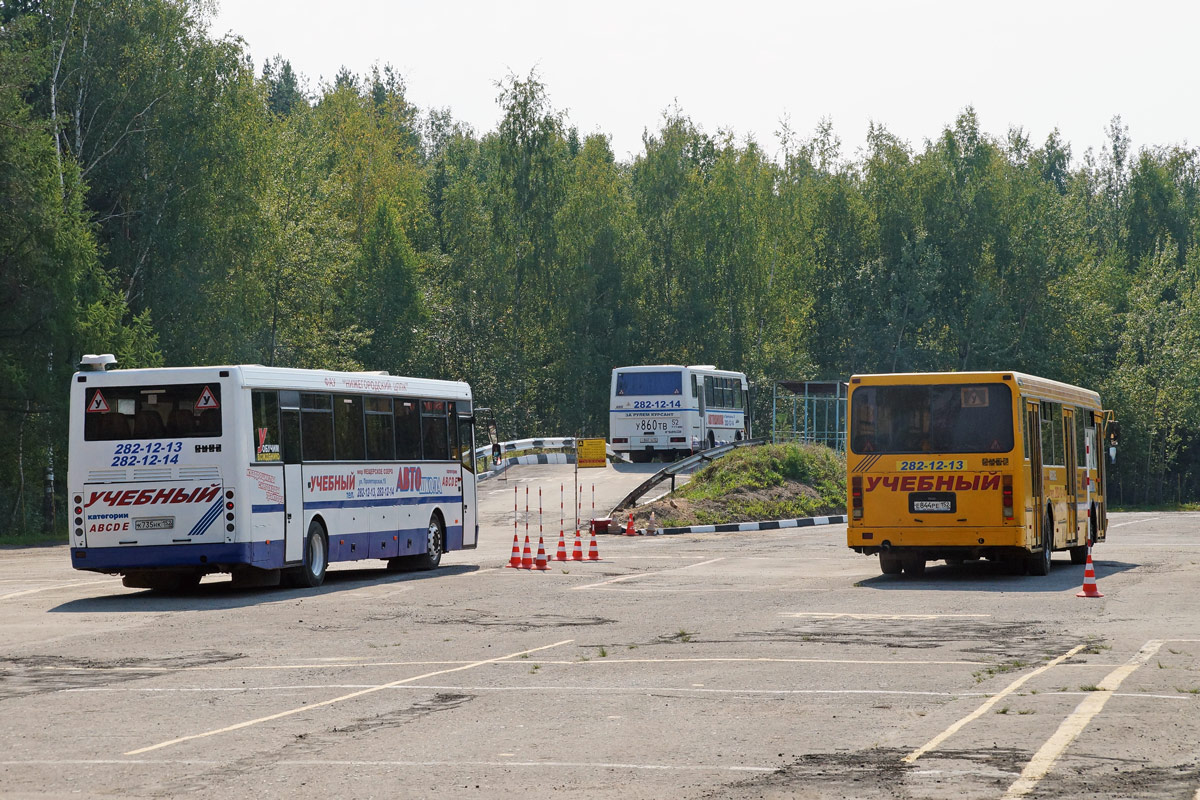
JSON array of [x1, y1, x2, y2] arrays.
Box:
[[73, 364, 471, 401], [612, 364, 745, 377]]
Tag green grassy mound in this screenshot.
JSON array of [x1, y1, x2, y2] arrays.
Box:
[[635, 443, 846, 529]]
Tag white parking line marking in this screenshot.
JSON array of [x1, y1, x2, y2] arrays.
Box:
[[570, 558, 725, 589], [904, 644, 1086, 763], [123, 639, 574, 755], [0, 579, 113, 601], [0, 758, 775, 773], [1002, 640, 1164, 798], [1107, 517, 1162, 529]]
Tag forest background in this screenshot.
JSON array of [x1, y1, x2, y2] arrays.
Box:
[[3, 0, 1199, 535]]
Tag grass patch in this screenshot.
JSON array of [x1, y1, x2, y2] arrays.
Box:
[[0, 533, 64, 548], [649, 443, 845, 528], [973, 659, 1030, 683], [1079, 684, 1102, 692], [1176, 687, 1200, 694]]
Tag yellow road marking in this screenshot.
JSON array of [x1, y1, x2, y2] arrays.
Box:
[[124, 638, 573, 755], [903, 644, 1086, 763], [1002, 640, 1163, 798]]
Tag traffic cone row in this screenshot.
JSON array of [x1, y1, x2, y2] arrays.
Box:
[[1076, 543, 1103, 598], [509, 528, 603, 569]]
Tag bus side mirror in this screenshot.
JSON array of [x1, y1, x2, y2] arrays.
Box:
[[1108, 445, 1117, 464]]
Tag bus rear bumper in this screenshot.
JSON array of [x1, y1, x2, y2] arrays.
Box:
[[848, 526, 1028, 559], [71, 541, 282, 574]]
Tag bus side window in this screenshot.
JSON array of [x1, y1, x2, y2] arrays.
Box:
[[394, 398, 421, 460], [365, 397, 394, 461], [300, 393, 334, 461], [333, 394, 365, 460], [421, 400, 449, 461], [251, 391, 281, 462], [281, 409, 301, 464], [448, 402, 460, 461]]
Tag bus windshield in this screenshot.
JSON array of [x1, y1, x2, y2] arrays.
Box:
[[615, 371, 683, 397], [850, 383, 1013, 455], [83, 383, 222, 440]]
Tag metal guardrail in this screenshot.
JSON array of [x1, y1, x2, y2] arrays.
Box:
[[611, 437, 767, 514]]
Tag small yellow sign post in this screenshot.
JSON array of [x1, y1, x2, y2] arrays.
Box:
[[577, 438, 607, 469], [573, 438, 607, 532]]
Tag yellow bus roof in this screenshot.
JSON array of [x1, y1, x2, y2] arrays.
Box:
[[848, 371, 1102, 409]]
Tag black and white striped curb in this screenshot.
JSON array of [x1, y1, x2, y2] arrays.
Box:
[[477, 453, 575, 482], [641, 514, 847, 536]]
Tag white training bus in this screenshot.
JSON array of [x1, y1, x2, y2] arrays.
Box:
[[608, 364, 750, 462], [68, 355, 477, 591]]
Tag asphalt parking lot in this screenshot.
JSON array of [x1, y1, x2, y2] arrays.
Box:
[[2, 463, 1198, 799]]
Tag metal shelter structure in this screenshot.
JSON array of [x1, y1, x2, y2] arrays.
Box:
[[771, 380, 847, 451]]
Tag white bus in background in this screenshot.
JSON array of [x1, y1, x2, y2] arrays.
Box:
[[68, 355, 477, 592], [609, 364, 750, 462]]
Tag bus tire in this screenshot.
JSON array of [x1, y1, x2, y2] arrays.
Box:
[[901, 556, 925, 577], [285, 522, 327, 588], [414, 514, 444, 571], [879, 553, 903, 575], [1069, 545, 1088, 565], [1028, 512, 1053, 576]]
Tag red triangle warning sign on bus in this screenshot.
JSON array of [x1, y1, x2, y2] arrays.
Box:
[[195, 386, 220, 410], [87, 390, 110, 413]]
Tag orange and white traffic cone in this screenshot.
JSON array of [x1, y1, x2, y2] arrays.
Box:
[[1076, 544, 1104, 598], [534, 537, 550, 571], [520, 535, 534, 570], [587, 528, 602, 561], [625, 512, 636, 536], [555, 530, 568, 561], [571, 529, 584, 561], [506, 534, 522, 568]]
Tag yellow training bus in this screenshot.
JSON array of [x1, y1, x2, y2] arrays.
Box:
[[846, 371, 1111, 577]]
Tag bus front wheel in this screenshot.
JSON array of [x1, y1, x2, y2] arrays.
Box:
[[285, 522, 328, 588]]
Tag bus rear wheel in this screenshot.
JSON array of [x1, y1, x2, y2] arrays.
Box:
[[123, 570, 201, 593], [284, 522, 327, 588], [879, 553, 903, 575], [413, 515, 444, 571], [1028, 512, 1053, 576], [901, 556, 926, 577]]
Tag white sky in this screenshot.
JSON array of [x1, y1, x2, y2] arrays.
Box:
[[209, 0, 1198, 165]]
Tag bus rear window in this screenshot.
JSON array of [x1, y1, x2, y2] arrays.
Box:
[[84, 384, 222, 440], [850, 383, 1013, 455], [615, 371, 683, 397]]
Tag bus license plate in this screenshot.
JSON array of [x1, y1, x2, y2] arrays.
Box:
[[909, 493, 955, 513], [134, 517, 175, 531]]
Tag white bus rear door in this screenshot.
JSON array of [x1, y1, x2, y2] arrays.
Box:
[[284, 464, 304, 562]]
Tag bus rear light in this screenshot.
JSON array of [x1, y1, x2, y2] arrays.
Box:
[[851, 476, 863, 520], [612, 438, 628, 444], [1002, 474, 1014, 520], [226, 501, 234, 510], [669, 437, 686, 443]]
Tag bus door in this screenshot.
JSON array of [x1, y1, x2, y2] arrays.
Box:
[[1025, 401, 1044, 550], [280, 401, 305, 563], [1063, 408, 1079, 545], [458, 414, 478, 547]]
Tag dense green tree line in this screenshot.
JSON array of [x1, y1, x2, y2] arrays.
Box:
[[2, 0, 1199, 533]]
